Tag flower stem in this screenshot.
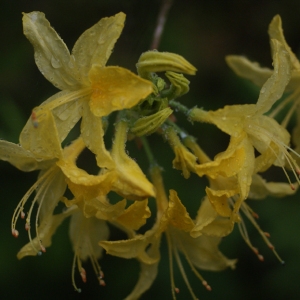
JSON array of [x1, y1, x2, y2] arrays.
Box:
[[169, 99, 190, 116], [140, 136, 156, 166]]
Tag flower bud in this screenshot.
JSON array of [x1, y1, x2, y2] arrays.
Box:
[[131, 107, 173, 136], [136, 51, 197, 79]]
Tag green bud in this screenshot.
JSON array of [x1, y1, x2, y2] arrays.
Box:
[[136, 51, 197, 79], [162, 71, 190, 100], [131, 107, 173, 136]]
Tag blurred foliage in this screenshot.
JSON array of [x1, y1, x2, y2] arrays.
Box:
[[1, 0, 300, 299]]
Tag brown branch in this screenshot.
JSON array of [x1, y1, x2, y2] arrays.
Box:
[[150, 0, 174, 50]]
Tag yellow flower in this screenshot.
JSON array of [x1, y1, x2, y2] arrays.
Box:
[[20, 11, 153, 153], [226, 15, 300, 167], [58, 120, 155, 202], [189, 39, 298, 220], [100, 166, 236, 300]]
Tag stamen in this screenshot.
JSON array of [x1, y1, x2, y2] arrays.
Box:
[[72, 252, 82, 293], [241, 202, 285, 264], [165, 231, 177, 300]]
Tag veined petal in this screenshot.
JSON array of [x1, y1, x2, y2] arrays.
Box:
[[23, 12, 80, 90], [89, 66, 153, 117], [72, 12, 126, 85]]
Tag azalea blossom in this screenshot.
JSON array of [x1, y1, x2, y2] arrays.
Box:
[[20, 11, 154, 156], [189, 39, 296, 222]]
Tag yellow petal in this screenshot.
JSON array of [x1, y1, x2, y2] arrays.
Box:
[[226, 55, 272, 88], [110, 121, 155, 200], [69, 211, 109, 260], [100, 235, 148, 259], [172, 228, 237, 271], [268, 15, 300, 70], [22, 12, 80, 90], [116, 200, 151, 230], [249, 174, 298, 199], [0, 140, 54, 171], [196, 133, 248, 179], [80, 101, 114, 169], [255, 39, 291, 115], [164, 190, 194, 232], [205, 187, 236, 217], [72, 12, 126, 85], [89, 66, 153, 117], [20, 109, 63, 160]]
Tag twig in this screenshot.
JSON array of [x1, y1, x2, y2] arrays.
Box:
[[150, 0, 174, 50]]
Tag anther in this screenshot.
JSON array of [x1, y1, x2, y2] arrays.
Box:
[[202, 280, 212, 291], [25, 223, 30, 231], [31, 111, 39, 128], [40, 245, 46, 253], [12, 229, 19, 238], [99, 279, 106, 286], [21, 211, 25, 219], [264, 232, 271, 238], [291, 184, 295, 191], [174, 287, 180, 294], [80, 268, 87, 283], [257, 254, 264, 262]]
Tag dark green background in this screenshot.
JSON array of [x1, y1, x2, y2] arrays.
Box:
[[1, 0, 300, 299]]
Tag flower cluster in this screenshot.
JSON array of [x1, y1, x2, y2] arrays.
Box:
[[1, 12, 300, 299]]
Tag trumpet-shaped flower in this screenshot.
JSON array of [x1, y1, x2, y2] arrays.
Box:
[[100, 166, 235, 300], [189, 39, 297, 221], [20, 11, 153, 155]]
